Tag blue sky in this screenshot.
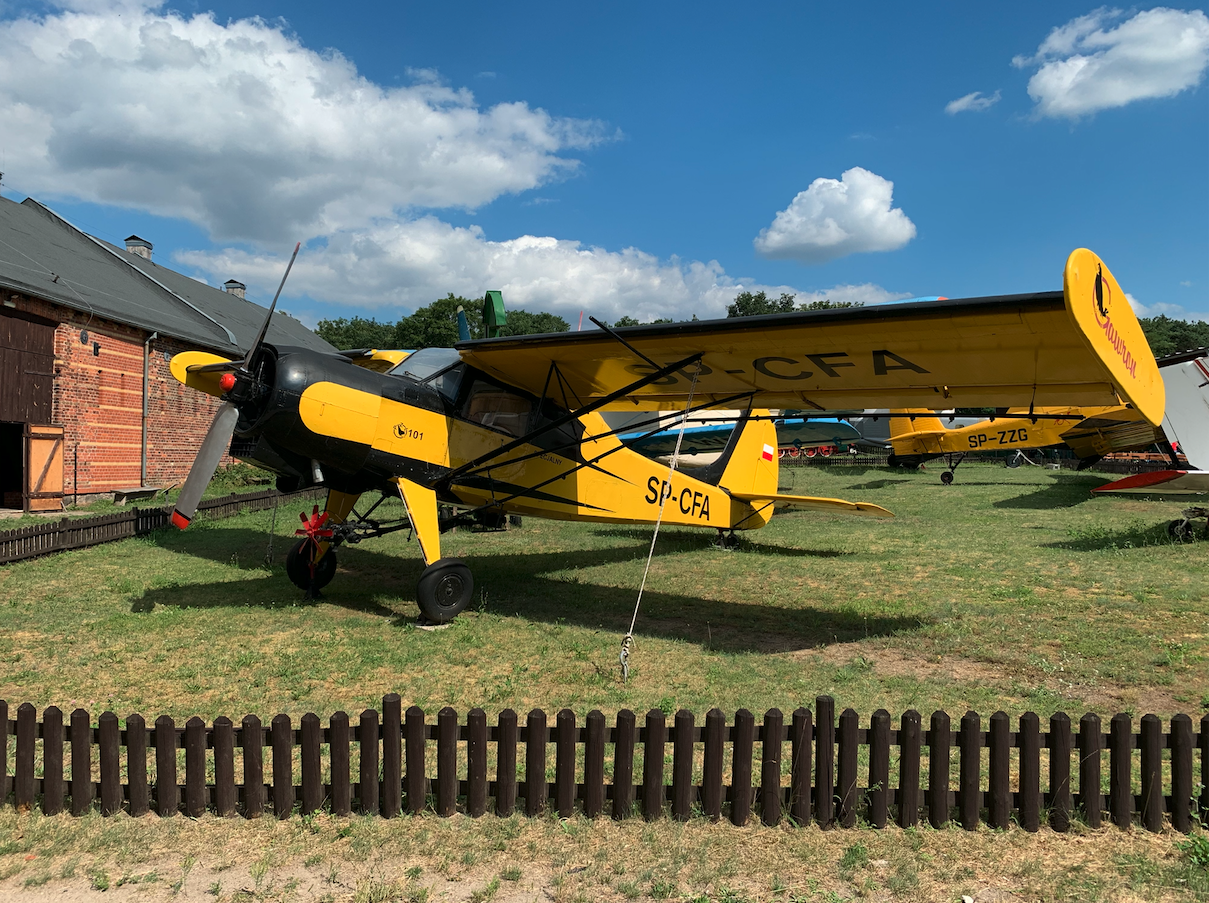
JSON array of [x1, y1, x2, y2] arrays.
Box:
[[1, 1, 1206, 327]]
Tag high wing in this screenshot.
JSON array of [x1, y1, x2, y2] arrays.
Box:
[[1057, 406, 1161, 460], [457, 250, 1163, 426]]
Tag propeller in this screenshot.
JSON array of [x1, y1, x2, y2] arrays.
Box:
[[172, 243, 301, 530]]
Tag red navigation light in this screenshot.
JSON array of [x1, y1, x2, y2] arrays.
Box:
[[219, 372, 236, 393]]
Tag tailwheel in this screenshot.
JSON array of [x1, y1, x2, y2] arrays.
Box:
[[940, 471, 954, 485], [1168, 519, 1197, 542], [715, 529, 741, 550], [417, 558, 474, 623], [285, 538, 337, 592]]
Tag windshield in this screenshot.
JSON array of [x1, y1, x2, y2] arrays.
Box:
[[387, 347, 461, 382]]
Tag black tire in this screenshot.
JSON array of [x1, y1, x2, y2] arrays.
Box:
[[285, 538, 337, 591], [940, 471, 954, 485], [1006, 454, 1021, 468], [417, 558, 474, 623], [887, 454, 899, 468], [1168, 519, 1196, 542]]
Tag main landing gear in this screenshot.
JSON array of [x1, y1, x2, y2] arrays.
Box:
[[417, 558, 474, 623], [1168, 507, 1208, 542], [939, 453, 965, 485]]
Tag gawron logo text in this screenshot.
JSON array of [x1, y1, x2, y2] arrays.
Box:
[[1093, 263, 1138, 379]]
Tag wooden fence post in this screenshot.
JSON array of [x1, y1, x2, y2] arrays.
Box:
[[1139, 714, 1162, 833], [155, 715, 178, 817], [928, 711, 950, 828], [243, 715, 264, 819], [383, 696, 402, 818], [731, 709, 755, 827], [702, 708, 724, 821], [868, 709, 890, 829], [673, 710, 695, 822], [127, 713, 148, 817], [496, 709, 518, 817], [359, 709, 379, 815], [1018, 712, 1040, 832], [790, 707, 811, 826], [1048, 713, 1071, 832], [1109, 713, 1132, 829], [404, 705, 425, 816], [1201, 714, 1209, 819], [43, 706, 63, 815], [761, 709, 783, 827], [184, 717, 206, 818], [99, 712, 120, 816], [330, 712, 351, 817], [556, 709, 576, 819], [272, 714, 293, 819], [526, 709, 547, 816], [301, 713, 323, 816], [71, 708, 91, 816], [836, 708, 858, 829], [1170, 714, 1193, 834], [612, 710, 636, 820], [815, 696, 835, 828], [437, 707, 458, 817], [643, 709, 667, 822], [15, 703, 35, 811], [213, 717, 235, 817], [467, 708, 488, 818], [959, 711, 981, 830], [898, 710, 921, 829], [584, 710, 605, 819], [988, 711, 1010, 830], [1078, 713, 1102, 827]]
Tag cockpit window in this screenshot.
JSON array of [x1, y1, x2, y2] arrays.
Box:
[[387, 348, 465, 402], [387, 347, 461, 382]]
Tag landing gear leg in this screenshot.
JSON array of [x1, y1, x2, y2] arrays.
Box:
[[941, 453, 965, 485], [715, 529, 741, 550]]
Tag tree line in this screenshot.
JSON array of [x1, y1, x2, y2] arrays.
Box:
[[314, 291, 1209, 358]]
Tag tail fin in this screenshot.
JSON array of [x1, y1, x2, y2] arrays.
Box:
[[889, 409, 945, 438], [718, 408, 779, 499]]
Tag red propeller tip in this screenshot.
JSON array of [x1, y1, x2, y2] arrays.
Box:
[[219, 373, 236, 392], [171, 510, 191, 530]]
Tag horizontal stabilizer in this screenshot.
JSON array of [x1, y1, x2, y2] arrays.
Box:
[[729, 491, 893, 518], [1092, 470, 1209, 495]]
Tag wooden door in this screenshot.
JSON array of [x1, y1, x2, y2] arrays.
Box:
[[24, 423, 64, 512]]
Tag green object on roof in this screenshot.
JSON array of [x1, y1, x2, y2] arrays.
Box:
[[482, 290, 506, 338]]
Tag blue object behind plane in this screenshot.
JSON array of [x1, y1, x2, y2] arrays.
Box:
[[621, 417, 861, 457]]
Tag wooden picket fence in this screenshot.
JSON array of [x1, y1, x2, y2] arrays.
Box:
[[2, 697, 1205, 832], [0, 488, 324, 565]]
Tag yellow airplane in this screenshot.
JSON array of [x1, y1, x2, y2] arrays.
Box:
[[885, 404, 1162, 483], [168, 248, 1162, 622]]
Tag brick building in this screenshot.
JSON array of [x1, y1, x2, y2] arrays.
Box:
[[0, 195, 333, 511]]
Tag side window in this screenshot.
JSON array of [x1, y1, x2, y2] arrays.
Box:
[[460, 378, 535, 438]]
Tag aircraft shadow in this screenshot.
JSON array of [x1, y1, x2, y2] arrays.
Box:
[[1043, 520, 1179, 552], [992, 474, 1105, 509], [134, 527, 910, 654], [588, 527, 854, 558], [842, 478, 913, 490]]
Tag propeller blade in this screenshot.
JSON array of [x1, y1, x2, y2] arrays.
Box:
[[241, 242, 301, 369], [171, 402, 240, 529]]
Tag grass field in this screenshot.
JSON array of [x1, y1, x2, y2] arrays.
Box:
[[1, 462, 1207, 901]]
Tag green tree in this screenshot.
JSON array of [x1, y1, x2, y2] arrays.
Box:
[[314, 316, 397, 351], [800, 298, 862, 310], [498, 309, 570, 337], [612, 315, 640, 327], [394, 294, 481, 349], [727, 291, 797, 317], [1138, 315, 1209, 359]]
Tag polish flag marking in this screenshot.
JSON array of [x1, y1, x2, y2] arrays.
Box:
[[762, 443, 775, 461]]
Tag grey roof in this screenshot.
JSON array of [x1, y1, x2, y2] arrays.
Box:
[[0, 195, 333, 356]]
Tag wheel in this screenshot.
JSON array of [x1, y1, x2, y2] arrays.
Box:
[[285, 538, 337, 591], [805, 447, 817, 458], [821, 445, 833, 457], [1168, 519, 1196, 541], [1006, 454, 1021, 468], [940, 471, 954, 485], [417, 558, 474, 623], [887, 454, 899, 468]]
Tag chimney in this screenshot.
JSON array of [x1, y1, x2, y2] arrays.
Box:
[[125, 235, 152, 260], [223, 280, 246, 300]]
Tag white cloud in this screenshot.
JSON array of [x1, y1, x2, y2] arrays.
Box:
[[753, 167, 916, 264], [945, 90, 1001, 114], [1127, 292, 1209, 321], [1013, 7, 1209, 118], [176, 219, 911, 323], [0, 1, 606, 241]]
